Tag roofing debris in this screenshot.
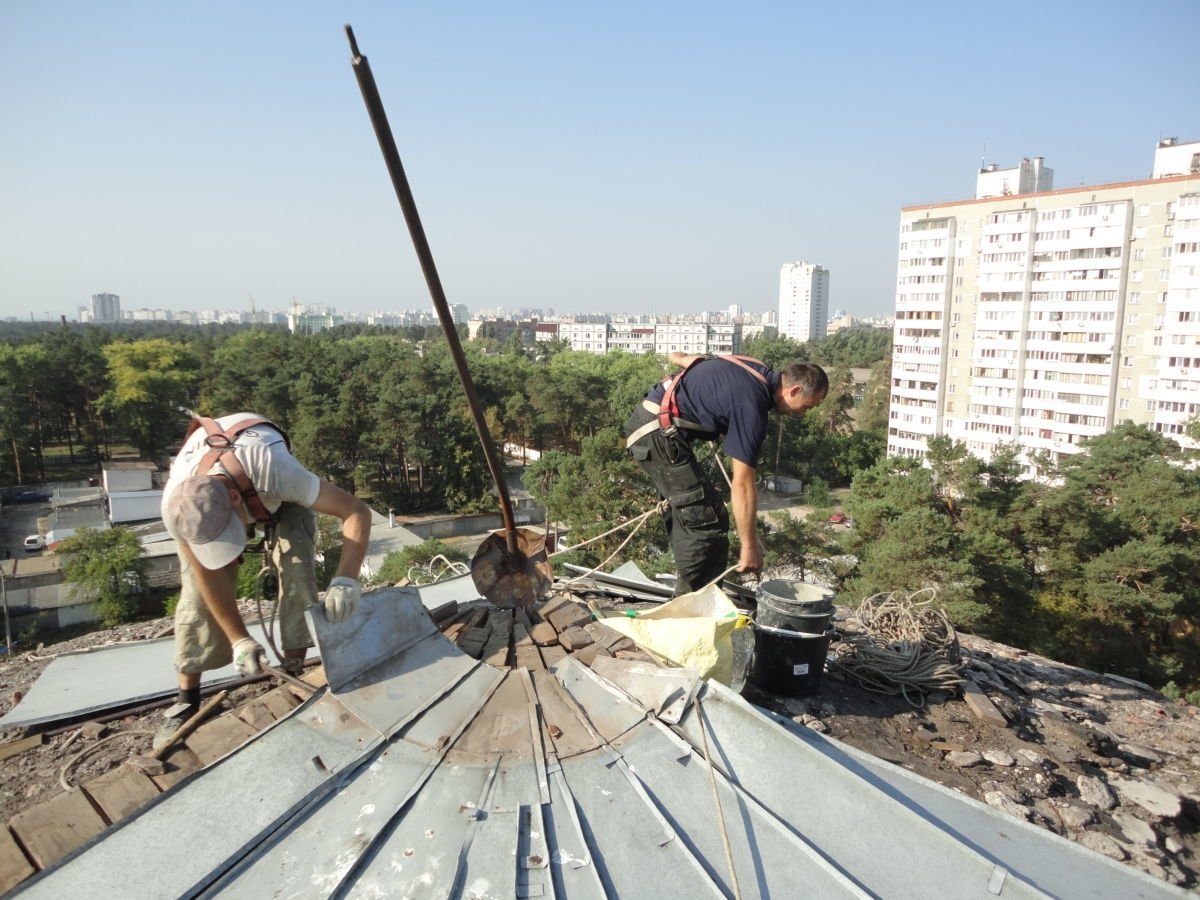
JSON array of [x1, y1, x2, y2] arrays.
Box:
[[3, 578, 1187, 899]]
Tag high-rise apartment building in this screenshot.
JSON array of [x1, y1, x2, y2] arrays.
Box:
[[91, 293, 121, 323], [888, 138, 1200, 471], [778, 262, 829, 342]]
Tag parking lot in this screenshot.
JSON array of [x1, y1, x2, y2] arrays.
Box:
[[0, 498, 54, 560]]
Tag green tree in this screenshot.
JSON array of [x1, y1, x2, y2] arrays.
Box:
[[59, 527, 147, 626], [99, 339, 197, 460]]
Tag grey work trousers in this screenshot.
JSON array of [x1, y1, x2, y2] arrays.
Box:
[[174, 503, 318, 674], [625, 410, 730, 595]]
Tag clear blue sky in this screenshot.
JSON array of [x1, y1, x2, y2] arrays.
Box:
[[2, 1, 1196, 322]]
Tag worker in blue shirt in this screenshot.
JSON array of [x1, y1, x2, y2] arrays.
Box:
[[625, 352, 827, 594]]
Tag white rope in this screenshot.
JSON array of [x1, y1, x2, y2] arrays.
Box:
[[559, 502, 667, 587], [830, 588, 965, 708]]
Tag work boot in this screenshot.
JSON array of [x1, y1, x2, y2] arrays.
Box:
[[151, 700, 198, 752], [279, 657, 305, 677]]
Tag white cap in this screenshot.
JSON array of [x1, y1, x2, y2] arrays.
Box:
[[163, 476, 247, 570]]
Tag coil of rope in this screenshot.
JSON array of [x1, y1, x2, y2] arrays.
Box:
[[829, 588, 965, 708]]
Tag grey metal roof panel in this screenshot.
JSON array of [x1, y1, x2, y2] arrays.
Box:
[[17, 690, 376, 899], [0, 621, 282, 731], [760, 704, 1182, 900], [680, 681, 1183, 900]]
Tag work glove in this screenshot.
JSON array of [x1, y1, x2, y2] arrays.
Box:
[[232, 637, 268, 676], [323, 576, 362, 624]]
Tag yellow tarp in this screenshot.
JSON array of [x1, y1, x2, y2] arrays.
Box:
[[599, 583, 746, 685]]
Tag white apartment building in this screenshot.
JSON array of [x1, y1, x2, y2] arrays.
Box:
[[529, 321, 742, 356], [654, 323, 710, 355], [559, 321, 609, 354], [608, 323, 656, 354], [287, 302, 342, 335], [888, 138, 1200, 470], [778, 262, 829, 342]]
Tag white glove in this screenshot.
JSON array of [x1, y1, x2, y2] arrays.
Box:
[[232, 637, 267, 676], [324, 576, 362, 624]]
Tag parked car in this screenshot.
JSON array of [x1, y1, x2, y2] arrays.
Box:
[[828, 512, 850, 526], [23, 535, 45, 552], [10, 490, 51, 505]]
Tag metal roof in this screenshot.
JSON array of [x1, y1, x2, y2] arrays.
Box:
[[12, 585, 1187, 899]]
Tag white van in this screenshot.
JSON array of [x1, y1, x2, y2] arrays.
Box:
[[23, 535, 45, 552]]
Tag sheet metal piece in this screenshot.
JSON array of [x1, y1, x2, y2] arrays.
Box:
[[562, 563, 672, 601], [341, 751, 497, 898], [0, 621, 282, 731], [673, 684, 1056, 900], [552, 656, 648, 743], [519, 667, 552, 805], [615, 720, 871, 899], [588, 657, 701, 725], [557, 747, 725, 897], [208, 663, 504, 899], [542, 758, 608, 899], [16, 690, 375, 899], [530, 670, 603, 760], [329, 630, 480, 740], [755, 702, 1186, 900], [307, 586, 437, 691]]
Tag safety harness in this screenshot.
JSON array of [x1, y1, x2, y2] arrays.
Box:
[[192, 416, 290, 525], [626, 354, 768, 447]]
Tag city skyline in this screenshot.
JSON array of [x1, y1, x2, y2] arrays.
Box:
[[1, 2, 1196, 323]]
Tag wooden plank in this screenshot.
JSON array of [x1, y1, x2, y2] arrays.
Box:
[[185, 713, 259, 766], [300, 666, 328, 689], [479, 611, 512, 665], [513, 609, 532, 629], [570, 644, 613, 668], [515, 643, 546, 672], [442, 621, 467, 643], [151, 747, 203, 792], [236, 698, 277, 732], [961, 678, 1009, 727], [546, 603, 591, 633], [529, 622, 559, 646], [512, 623, 533, 647], [0, 827, 35, 893], [539, 645, 568, 667], [583, 621, 629, 651], [8, 788, 107, 869], [456, 624, 492, 658], [0, 733, 43, 763], [537, 594, 574, 620], [559, 626, 594, 652], [82, 769, 160, 825], [259, 688, 300, 720]]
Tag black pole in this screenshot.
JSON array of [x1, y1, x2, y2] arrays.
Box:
[[344, 25, 519, 554]]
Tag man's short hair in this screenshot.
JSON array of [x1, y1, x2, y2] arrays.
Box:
[[780, 361, 829, 397]]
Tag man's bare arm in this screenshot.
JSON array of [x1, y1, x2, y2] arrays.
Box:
[[730, 458, 763, 572], [309, 480, 372, 581], [667, 351, 706, 368], [179, 542, 247, 643]]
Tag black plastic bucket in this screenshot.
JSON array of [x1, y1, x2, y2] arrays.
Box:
[[748, 622, 833, 697], [755, 579, 835, 633]]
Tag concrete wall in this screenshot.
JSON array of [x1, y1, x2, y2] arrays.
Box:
[[102, 469, 153, 493]]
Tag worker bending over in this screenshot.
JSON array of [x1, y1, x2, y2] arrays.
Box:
[[625, 353, 827, 594], [157, 412, 371, 745]]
